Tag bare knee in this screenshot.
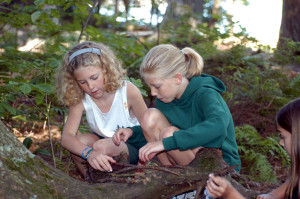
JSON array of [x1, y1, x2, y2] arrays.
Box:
[[160, 126, 179, 140], [140, 108, 163, 136], [75, 134, 98, 146], [141, 109, 161, 128], [93, 139, 107, 154]]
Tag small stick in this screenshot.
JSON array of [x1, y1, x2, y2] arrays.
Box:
[[114, 165, 180, 176], [214, 164, 239, 177]]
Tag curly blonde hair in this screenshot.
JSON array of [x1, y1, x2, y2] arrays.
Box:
[[56, 41, 126, 106], [140, 44, 203, 79]]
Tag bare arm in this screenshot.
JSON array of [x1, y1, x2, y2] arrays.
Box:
[[60, 102, 87, 156], [257, 181, 288, 199], [126, 82, 148, 122], [61, 102, 117, 171]]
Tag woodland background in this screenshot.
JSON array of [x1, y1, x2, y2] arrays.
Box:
[[0, 0, 300, 197]]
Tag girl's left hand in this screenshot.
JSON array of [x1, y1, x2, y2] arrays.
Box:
[[113, 128, 133, 146], [139, 141, 164, 163], [206, 174, 245, 199]]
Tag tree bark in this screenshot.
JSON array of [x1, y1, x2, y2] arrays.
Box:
[[278, 0, 300, 46], [209, 0, 220, 29], [161, 0, 204, 29], [0, 120, 259, 198]]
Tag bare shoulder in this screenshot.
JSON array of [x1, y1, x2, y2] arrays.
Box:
[[126, 81, 147, 119], [68, 101, 85, 115], [126, 81, 142, 98]]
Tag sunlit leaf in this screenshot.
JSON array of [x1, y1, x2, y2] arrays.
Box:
[[34, 0, 45, 6], [19, 83, 32, 94], [31, 11, 42, 23]]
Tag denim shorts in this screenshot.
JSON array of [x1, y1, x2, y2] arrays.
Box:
[[92, 133, 139, 165]]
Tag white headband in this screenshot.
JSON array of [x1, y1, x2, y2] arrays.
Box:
[[69, 48, 101, 62]]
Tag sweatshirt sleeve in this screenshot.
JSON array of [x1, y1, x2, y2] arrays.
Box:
[[127, 125, 147, 149], [162, 90, 230, 151]]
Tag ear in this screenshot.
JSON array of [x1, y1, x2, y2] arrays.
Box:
[[173, 73, 183, 85]]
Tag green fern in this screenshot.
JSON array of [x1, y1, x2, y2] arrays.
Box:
[[235, 124, 290, 183]]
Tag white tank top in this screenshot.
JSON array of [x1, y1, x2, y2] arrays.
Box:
[[82, 81, 139, 138]]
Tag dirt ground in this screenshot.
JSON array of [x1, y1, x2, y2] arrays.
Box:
[[4, 100, 288, 194]]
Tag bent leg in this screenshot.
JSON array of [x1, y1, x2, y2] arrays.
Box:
[[160, 128, 202, 165], [140, 108, 173, 165], [140, 108, 171, 142]]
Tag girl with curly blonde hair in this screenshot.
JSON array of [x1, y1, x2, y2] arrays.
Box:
[[56, 41, 147, 179]]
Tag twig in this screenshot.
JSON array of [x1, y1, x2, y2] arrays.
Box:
[[113, 162, 185, 169], [194, 183, 205, 199], [46, 100, 56, 168], [264, 96, 275, 110], [156, 22, 160, 45], [126, 33, 149, 51], [214, 164, 239, 177], [95, 176, 136, 184], [44, 72, 56, 168], [77, 1, 99, 43], [65, 156, 72, 175], [110, 173, 144, 178], [114, 165, 181, 176], [25, 95, 47, 118]]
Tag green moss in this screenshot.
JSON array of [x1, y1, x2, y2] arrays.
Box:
[[196, 156, 217, 171], [3, 156, 65, 198]]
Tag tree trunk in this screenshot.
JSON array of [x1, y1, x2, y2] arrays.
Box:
[[278, 0, 300, 47], [0, 120, 259, 198], [209, 0, 221, 29], [161, 0, 204, 29]]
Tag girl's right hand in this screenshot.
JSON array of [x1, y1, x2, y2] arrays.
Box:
[[257, 193, 278, 199], [87, 150, 116, 172], [112, 128, 133, 146], [139, 141, 164, 163]]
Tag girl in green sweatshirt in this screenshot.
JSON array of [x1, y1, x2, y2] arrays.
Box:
[[113, 44, 240, 171]]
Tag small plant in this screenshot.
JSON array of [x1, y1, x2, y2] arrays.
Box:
[[23, 137, 50, 155], [274, 38, 300, 65], [235, 124, 290, 183]]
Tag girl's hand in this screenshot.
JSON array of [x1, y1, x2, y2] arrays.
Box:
[[87, 150, 116, 172], [139, 141, 164, 163], [257, 193, 279, 199], [113, 128, 133, 146], [206, 174, 245, 199]]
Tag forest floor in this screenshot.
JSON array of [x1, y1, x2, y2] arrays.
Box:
[[4, 99, 288, 196]]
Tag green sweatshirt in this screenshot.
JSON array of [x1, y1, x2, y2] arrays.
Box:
[[129, 74, 241, 171]]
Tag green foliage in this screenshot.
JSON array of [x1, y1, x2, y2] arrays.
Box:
[[235, 124, 290, 182], [160, 13, 220, 59], [274, 38, 300, 65], [23, 137, 50, 155], [128, 77, 147, 97], [217, 52, 300, 111], [219, 65, 283, 105]]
